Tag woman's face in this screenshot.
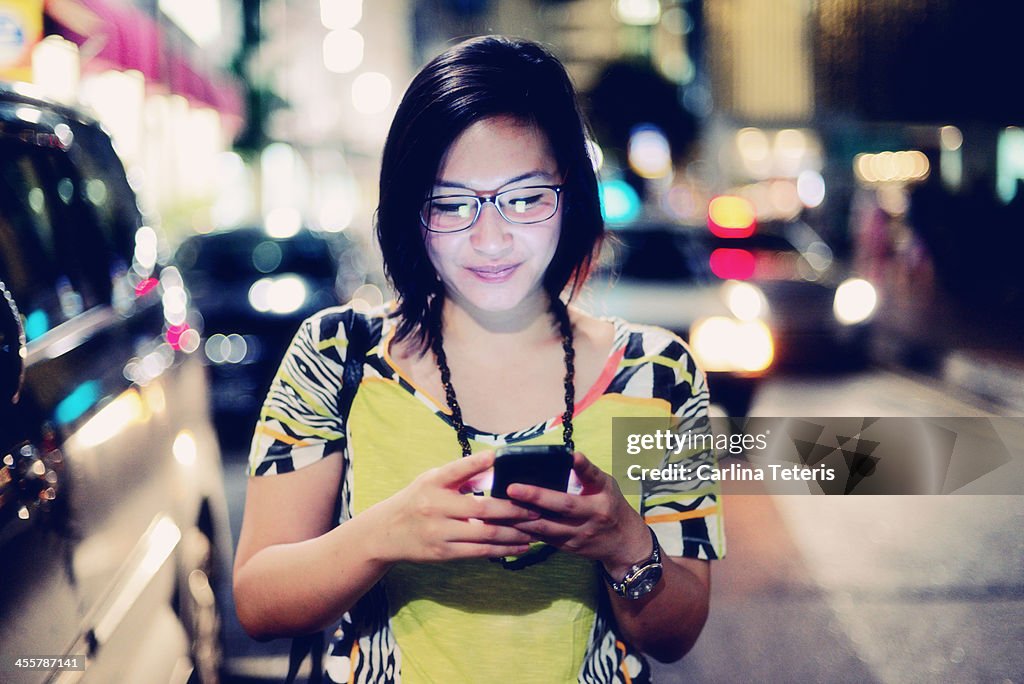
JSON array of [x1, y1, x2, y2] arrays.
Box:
[[424, 116, 562, 314]]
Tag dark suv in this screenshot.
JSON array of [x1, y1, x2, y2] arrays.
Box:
[[174, 225, 367, 426], [0, 83, 230, 683]]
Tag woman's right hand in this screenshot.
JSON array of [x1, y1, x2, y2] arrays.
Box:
[[235, 450, 535, 638], [369, 451, 538, 563]]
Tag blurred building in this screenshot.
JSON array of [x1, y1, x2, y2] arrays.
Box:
[[700, 0, 1023, 308], [0, 0, 246, 240], [231, 0, 411, 253]]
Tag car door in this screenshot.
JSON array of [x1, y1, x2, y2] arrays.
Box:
[[54, 119, 200, 682], [0, 119, 100, 684]]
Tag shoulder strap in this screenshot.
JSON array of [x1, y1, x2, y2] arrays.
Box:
[[285, 309, 373, 684], [336, 309, 371, 422]]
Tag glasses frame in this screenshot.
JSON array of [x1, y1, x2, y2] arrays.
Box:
[[419, 184, 563, 234]]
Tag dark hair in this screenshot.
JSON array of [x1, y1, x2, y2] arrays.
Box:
[[375, 35, 604, 350]]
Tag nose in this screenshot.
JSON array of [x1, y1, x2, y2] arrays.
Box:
[[469, 200, 512, 255]]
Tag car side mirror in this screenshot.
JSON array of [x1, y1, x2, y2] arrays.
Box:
[[0, 280, 26, 406]]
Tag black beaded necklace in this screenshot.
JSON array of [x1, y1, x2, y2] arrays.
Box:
[[429, 297, 576, 455]]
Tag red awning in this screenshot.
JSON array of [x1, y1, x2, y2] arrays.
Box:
[[166, 52, 244, 121], [45, 0, 244, 121]]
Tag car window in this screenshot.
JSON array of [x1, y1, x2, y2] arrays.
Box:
[[708, 233, 796, 252], [0, 138, 109, 340], [68, 123, 141, 267], [176, 231, 337, 283], [612, 229, 711, 283]]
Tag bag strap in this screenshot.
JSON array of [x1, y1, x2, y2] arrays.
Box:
[[284, 310, 372, 684], [336, 310, 371, 425]]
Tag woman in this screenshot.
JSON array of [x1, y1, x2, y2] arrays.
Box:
[[234, 36, 724, 683]]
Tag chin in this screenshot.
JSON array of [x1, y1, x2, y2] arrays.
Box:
[[451, 280, 544, 314], [462, 291, 532, 312]]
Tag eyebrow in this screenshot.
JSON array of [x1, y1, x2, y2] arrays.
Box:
[[433, 170, 556, 191]]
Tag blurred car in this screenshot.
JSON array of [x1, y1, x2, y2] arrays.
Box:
[[1, 82, 230, 683], [174, 225, 369, 424], [587, 222, 775, 417], [707, 196, 878, 367]]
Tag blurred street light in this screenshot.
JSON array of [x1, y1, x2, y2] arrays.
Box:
[[321, 0, 363, 30], [323, 29, 364, 73], [613, 0, 661, 26], [628, 125, 672, 179], [352, 72, 391, 114]]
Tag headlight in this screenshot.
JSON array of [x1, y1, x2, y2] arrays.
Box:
[[248, 275, 308, 314], [690, 316, 774, 373], [833, 278, 877, 325], [723, 280, 768, 321]]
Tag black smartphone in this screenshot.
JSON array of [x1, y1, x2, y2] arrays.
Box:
[[491, 445, 573, 499]]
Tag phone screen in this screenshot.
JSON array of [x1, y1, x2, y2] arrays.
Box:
[[491, 445, 573, 499]]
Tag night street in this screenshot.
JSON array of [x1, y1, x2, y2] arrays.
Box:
[[4, 1, 1024, 682]]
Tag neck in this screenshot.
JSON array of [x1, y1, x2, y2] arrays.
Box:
[[429, 287, 576, 458], [440, 290, 559, 347]]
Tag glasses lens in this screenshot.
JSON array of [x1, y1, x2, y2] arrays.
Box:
[[422, 197, 479, 232], [497, 187, 558, 224]]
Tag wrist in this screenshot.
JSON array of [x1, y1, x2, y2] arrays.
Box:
[[602, 517, 656, 579], [599, 525, 664, 601], [356, 501, 401, 568]]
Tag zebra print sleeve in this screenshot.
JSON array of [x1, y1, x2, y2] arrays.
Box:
[[641, 336, 726, 560], [247, 308, 351, 476]]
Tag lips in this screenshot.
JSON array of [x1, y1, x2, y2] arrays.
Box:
[[466, 263, 520, 282]]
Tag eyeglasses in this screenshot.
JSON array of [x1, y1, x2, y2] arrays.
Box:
[[420, 185, 563, 234]]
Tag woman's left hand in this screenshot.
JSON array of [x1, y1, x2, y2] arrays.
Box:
[[507, 451, 654, 576]]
